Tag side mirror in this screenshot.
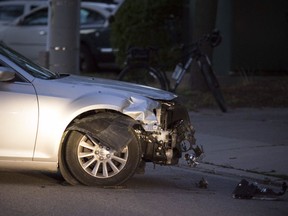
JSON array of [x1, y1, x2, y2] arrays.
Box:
[[0, 67, 15, 82]]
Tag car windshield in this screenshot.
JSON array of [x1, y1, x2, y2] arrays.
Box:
[[0, 42, 59, 79]]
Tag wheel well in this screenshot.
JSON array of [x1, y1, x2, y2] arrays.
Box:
[[70, 109, 133, 125], [60, 109, 142, 160], [58, 109, 143, 185]]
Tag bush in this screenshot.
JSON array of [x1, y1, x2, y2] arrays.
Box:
[[111, 0, 184, 67]]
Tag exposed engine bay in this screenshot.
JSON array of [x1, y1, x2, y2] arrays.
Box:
[[136, 99, 204, 166], [70, 98, 203, 168]]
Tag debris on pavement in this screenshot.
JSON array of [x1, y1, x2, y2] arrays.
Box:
[[197, 177, 209, 189], [184, 153, 199, 167], [184, 146, 205, 167], [232, 179, 287, 200]]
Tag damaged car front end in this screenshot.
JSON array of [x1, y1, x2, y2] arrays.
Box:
[[0, 41, 203, 187], [62, 91, 204, 186], [131, 98, 203, 166]]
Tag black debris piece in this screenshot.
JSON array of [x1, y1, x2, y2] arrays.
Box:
[[198, 177, 208, 189], [232, 179, 287, 200]]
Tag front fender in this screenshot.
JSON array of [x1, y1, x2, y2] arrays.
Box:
[[33, 91, 160, 162], [68, 113, 138, 152], [68, 92, 160, 125]]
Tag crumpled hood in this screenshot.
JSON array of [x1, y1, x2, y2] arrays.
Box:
[[57, 74, 177, 101]]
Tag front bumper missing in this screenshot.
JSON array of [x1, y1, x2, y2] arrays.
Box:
[[184, 145, 205, 167]]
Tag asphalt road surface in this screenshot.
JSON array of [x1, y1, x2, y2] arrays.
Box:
[[0, 164, 287, 216], [1, 108, 287, 215]]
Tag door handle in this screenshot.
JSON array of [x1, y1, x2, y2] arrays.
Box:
[[39, 31, 47, 36]]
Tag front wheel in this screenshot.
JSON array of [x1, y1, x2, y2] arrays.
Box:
[[117, 64, 167, 90], [64, 115, 142, 186]]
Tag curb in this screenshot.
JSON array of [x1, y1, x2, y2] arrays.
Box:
[[178, 160, 286, 187]]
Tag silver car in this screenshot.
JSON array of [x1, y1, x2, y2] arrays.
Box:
[[0, 2, 116, 72], [0, 42, 203, 186]]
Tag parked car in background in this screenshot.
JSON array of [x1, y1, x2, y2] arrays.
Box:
[[83, 1, 117, 13], [0, 0, 46, 25], [0, 41, 203, 186], [0, 1, 117, 72]]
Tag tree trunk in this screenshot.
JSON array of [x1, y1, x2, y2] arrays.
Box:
[[48, 0, 80, 74]]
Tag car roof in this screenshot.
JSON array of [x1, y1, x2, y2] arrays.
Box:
[[0, 0, 46, 5], [11, 2, 112, 28], [82, 2, 117, 13], [0, 1, 117, 13], [0, 0, 47, 8], [0, 1, 46, 24], [14, 1, 112, 19]]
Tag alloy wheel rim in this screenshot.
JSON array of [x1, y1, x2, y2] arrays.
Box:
[[77, 136, 128, 178]]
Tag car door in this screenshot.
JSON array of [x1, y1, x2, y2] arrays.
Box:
[[80, 7, 114, 62], [2, 8, 48, 62], [0, 64, 38, 160]]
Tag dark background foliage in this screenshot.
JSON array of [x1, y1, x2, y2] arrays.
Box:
[[110, 0, 184, 67]]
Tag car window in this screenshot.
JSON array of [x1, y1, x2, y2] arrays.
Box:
[[20, 7, 105, 26], [21, 8, 48, 25], [30, 5, 41, 11], [0, 42, 59, 80], [0, 5, 24, 22], [80, 8, 105, 25]]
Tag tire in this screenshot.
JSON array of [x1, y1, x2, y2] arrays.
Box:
[[64, 115, 142, 186], [58, 150, 80, 185], [80, 45, 97, 73], [200, 60, 227, 112], [118, 64, 167, 90]]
